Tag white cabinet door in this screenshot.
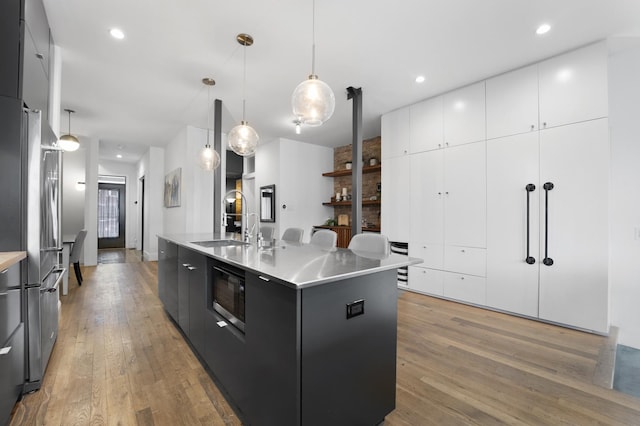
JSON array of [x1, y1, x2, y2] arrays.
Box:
[[443, 272, 486, 305], [381, 155, 411, 242], [410, 96, 443, 153], [539, 42, 608, 129], [409, 150, 444, 268], [381, 107, 410, 159], [443, 81, 486, 147], [408, 267, 444, 296], [486, 65, 539, 139], [443, 246, 486, 277], [486, 133, 540, 317], [443, 141, 486, 248], [538, 119, 609, 333]]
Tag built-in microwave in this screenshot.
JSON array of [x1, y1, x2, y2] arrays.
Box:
[[212, 264, 245, 332]]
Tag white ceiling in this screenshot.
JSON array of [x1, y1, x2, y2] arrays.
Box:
[[43, 0, 640, 163]]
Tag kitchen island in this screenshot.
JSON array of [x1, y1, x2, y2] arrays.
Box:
[[157, 233, 420, 426]]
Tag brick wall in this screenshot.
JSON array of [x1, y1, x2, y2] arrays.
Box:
[[329, 137, 381, 228]]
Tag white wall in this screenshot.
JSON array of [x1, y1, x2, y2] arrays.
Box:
[[163, 127, 187, 234], [162, 125, 216, 235], [99, 160, 138, 248], [608, 40, 640, 350], [83, 137, 99, 266], [255, 138, 333, 243], [137, 146, 165, 261], [256, 139, 282, 238], [61, 148, 86, 239]]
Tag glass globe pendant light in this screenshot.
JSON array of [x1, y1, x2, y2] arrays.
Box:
[[291, 0, 335, 127], [228, 33, 259, 157], [198, 78, 221, 171], [58, 109, 80, 151]]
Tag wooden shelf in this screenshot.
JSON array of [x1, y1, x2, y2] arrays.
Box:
[[322, 200, 381, 207], [322, 164, 381, 177]]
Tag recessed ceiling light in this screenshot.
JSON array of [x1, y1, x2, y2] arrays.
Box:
[[110, 28, 125, 40], [415, 75, 426, 83], [116, 154, 123, 159], [536, 24, 551, 35]]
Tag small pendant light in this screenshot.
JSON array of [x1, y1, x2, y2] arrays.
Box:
[[228, 33, 259, 157], [291, 0, 335, 127], [198, 78, 221, 171], [58, 109, 80, 152]]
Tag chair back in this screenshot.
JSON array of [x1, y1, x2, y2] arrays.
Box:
[[281, 227, 304, 243], [348, 233, 390, 256], [69, 230, 88, 263], [310, 230, 337, 249], [260, 226, 274, 241]]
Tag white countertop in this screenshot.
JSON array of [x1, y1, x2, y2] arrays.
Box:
[[158, 233, 422, 289]]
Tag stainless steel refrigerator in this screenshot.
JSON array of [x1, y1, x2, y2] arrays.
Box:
[[22, 107, 64, 393]]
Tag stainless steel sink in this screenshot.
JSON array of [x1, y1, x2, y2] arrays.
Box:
[[191, 239, 249, 248]]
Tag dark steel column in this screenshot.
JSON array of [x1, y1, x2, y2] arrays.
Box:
[[348, 87, 363, 237], [213, 99, 222, 233]]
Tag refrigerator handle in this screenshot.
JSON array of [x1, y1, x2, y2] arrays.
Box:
[[543, 182, 555, 266], [525, 184, 536, 264]]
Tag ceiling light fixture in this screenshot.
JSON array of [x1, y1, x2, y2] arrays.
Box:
[[415, 75, 426, 83], [198, 78, 221, 170], [228, 34, 259, 157], [110, 28, 125, 39], [58, 109, 80, 152], [291, 0, 335, 127], [116, 154, 123, 159], [294, 119, 302, 135], [536, 24, 551, 35]]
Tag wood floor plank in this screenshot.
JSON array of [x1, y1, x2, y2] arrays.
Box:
[[10, 257, 640, 425]]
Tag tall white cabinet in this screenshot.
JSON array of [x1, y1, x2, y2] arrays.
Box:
[[384, 41, 610, 333]]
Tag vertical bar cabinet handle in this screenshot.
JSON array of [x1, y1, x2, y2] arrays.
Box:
[[525, 184, 536, 264]]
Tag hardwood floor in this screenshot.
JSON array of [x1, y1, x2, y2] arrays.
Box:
[[97, 248, 144, 264], [11, 262, 640, 425]]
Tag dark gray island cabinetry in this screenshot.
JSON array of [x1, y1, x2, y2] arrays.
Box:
[[157, 234, 420, 426]]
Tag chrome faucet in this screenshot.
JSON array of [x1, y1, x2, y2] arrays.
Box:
[[222, 189, 255, 243]]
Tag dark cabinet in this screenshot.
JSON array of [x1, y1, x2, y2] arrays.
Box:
[[0, 261, 24, 426], [22, 0, 51, 119], [204, 309, 249, 414], [244, 273, 299, 425], [0, 324, 25, 426], [158, 239, 178, 321], [181, 248, 207, 355], [0, 1, 23, 99]]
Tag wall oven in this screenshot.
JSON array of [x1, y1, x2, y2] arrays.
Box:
[[212, 264, 245, 332]]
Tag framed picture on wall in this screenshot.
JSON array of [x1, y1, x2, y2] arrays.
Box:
[[164, 168, 181, 207]]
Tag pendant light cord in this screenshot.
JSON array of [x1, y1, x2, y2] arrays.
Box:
[[206, 85, 211, 147], [311, 0, 316, 75], [68, 110, 72, 134], [242, 41, 247, 121]]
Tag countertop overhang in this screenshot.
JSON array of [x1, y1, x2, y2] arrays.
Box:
[[0, 251, 26, 271], [158, 233, 422, 289]]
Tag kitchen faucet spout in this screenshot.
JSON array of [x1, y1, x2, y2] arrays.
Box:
[[222, 189, 255, 242]]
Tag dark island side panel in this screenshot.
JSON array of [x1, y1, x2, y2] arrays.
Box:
[[300, 269, 398, 426]]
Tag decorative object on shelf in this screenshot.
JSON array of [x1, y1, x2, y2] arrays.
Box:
[[291, 0, 335, 127], [324, 218, 337, 226], [164, 168, 181, 208], [345, 161, 352, 170], [197, 77, 221, 171], [338, 214, 349, 226], [58, 109, 80, 152], [369, 158, 378, 166], [228, 33, 259, 156]]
